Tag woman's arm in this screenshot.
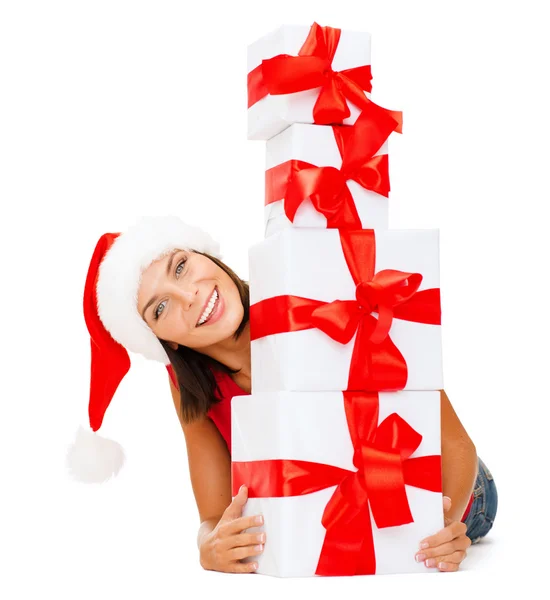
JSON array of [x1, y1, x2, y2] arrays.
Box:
[[168, 375, 264, 573], [440, 389, 478, 522], [168, 375, 231, 545]]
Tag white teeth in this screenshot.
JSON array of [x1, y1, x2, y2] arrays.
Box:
[[198, 289, 219, 326]]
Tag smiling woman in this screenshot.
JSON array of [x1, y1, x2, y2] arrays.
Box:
[[136, 245, 251, 423], [136, 246, 247, 352], [68, 215, 252, 452]]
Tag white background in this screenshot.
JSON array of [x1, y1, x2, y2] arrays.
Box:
[[1, 0, 548, 597]]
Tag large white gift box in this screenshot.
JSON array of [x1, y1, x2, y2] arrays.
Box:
[[249, 228, 443, 392], [247, 23, 374, 140], [231, 390, 443, 577], [264, 110, 395, 237]]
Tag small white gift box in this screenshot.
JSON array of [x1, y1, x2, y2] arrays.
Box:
[[248, 23, 374, 140], [264, 116, 393, 237]]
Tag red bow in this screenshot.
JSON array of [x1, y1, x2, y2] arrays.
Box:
[[248, 22, 403, 130], [232, 391, 442, 575], [265, 102, 399, 228], [250, 230, 441, 390]]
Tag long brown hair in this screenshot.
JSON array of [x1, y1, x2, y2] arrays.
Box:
[[158, 251, 250, 424]]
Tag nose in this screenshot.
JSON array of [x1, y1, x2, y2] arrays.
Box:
[[172, 283, 198, 310]]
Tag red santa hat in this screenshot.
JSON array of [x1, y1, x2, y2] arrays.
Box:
[[66, 215, 222, 483]]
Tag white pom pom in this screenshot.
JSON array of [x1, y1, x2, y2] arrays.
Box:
[[66, 426, 126, 483]]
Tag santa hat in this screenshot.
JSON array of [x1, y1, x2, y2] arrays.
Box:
[[66, 215, 222, 483]]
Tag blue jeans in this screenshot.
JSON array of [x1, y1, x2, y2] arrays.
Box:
[[463, 457, 498, 544]]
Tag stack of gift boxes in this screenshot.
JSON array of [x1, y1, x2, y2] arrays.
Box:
[[232, 23, 445, 578]]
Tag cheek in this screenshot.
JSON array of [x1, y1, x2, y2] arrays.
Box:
[[226, 294, 245, 322]]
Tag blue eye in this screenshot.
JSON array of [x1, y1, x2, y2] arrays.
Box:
[[153, 258, 187, 320], [175, 259, 186, 276], [154, 301, 166, 320]]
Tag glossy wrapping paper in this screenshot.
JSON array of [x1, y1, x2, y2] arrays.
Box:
[[249, 228, 444, 393], [247, 23, 378, 140], [231, 390, 443, 577], [264, 101, 400, 237]]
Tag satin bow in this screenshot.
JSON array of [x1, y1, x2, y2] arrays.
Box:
[[248, 22, 403, 130], [311, 269, 423, 346], [265, 102, 400, 228]]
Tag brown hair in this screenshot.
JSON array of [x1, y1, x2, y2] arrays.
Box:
[[158, 251, 250, 424]]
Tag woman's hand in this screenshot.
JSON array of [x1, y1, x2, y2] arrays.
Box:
[[414, 496, 472, 572], [199, 485, 265, 574]]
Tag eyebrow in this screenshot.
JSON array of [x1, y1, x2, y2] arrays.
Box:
[[140, 249, 180, 321]]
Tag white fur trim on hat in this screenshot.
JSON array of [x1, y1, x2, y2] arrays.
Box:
[[66, 426, 126, 483], [96, 215, 222, 364]]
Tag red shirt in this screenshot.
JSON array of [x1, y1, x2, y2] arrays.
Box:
[[166, 364, 247, 451], [462, 491, 474, 522], [166, 365, 473, 522]]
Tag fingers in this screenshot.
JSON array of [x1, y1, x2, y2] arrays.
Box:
[[437, 551, 467, 571], [217, 530, 266, 554], [226, 560, 259, 574], [419, 520, 467, 549], [416, 518, 470, 573], [422, 550, 467, 572], [443, 515, 454, 527], [223, 484, 249, 519], [415, 535, 471, 563], [222, 513, 264, 536], [232, 531, 266, 548], [222, 485, 265, 536], [416, 517, 471, 572], [228, 543, 264, 562]]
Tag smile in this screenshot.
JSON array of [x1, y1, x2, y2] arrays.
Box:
[[197, 287, 219, 326]]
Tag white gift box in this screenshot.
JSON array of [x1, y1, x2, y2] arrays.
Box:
[[249, 228, 443, 392], [264, 123, 390, 237], [231, 390, 443, 577], [248, 24, 372, 140]]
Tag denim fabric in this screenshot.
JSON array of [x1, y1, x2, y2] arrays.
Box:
[[463, 457, 498, 544]]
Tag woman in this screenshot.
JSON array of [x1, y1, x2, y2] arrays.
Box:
[[68, 215, 498, 574]]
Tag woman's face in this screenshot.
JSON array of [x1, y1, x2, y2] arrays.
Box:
[[136, 249, 244, 350]]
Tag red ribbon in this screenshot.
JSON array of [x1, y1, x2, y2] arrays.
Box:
[[265, 102, 399, 228], [248, 22, 403, 130], [232, 391, 442, 575], [250, 230, 441, 390]]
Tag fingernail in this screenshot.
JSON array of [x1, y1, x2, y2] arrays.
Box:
[[255, 544, 263, 552], [415, 553, 426, 562], [251, 562, 258, 570], [425, 558, 436, 568], [255, 515, 264, 524], [419, 542, 429, 549], [258, 533, 266, 542]]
